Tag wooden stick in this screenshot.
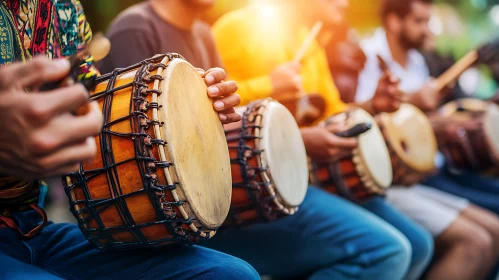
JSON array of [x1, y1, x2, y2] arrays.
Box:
[[294, 21, 323, 64], [436, 50, 479, 92]]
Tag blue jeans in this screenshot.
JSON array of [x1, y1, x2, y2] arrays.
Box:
[[361, 197, 434, 280], [202, 187, 411, 280], [425, 169, 499, 214], [0, 210, 259, 280]]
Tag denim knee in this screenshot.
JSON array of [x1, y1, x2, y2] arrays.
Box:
[[371, 226, 412, 280], [200, 257, 260, 280]]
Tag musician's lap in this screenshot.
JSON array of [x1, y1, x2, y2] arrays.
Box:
[[426, 169, 499, 214], [202, 187, 411, 280], [361, 196, 434, 280], [0, 211, 259, 280]]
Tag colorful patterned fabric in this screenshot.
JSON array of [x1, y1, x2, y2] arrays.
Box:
[[0, 0, 92, 64], [0, 0, 94, 211]]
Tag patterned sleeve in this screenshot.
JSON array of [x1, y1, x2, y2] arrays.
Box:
[[74, 0, 100, 78], [75, 0, 92, 49]]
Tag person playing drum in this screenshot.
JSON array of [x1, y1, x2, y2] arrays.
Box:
[[209, 1, 439, 279], [103, 0, 467, 279], [356, 0, 499, 279], [0, 1, 260, 279]]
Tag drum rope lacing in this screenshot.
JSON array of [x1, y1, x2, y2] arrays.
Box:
[[65, 54, 209, 250], [224, 99, 297, 226]]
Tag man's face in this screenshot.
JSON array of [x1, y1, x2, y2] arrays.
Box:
[[185, 0, 216, 10], [306, 0, 349, 25], [397, 2, 432, 49]]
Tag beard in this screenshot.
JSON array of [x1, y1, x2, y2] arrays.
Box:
[[399, 32, 427, 50]]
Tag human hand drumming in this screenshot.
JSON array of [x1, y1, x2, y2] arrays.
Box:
[[0, 57, 103, 179], [198, 67, 242, 124]]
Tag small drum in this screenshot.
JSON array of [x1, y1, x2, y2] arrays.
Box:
[[64, 54, 232, 250], [310, 108, 392, 201], [435, 98, 499, 170], [378, 104, 438, 186], [224, 99, 309, 226]]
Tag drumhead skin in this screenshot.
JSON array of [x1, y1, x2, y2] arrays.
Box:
[[260, 102, 308, 207], [159, 59, 232, 228], [440, 98, 488, 115], [484, 103, 499, 161], [349, 109, 393, 188], [440, 98, 499, 164], [381, 104, 437, 172]]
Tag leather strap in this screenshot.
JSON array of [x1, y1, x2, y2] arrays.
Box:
[[0, 204, 47, 238]]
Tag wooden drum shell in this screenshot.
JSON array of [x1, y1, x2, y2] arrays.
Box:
[[64, 54, 231, 250], [224, 99, 308, 226], [311, 108, 392, 202], [436, 99, 499, 171]]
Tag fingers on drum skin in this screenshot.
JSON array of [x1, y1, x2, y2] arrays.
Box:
[[219, 112, 242, 124], [204, 67, 227, 85], [208, 81, 238, 98], [213, 94, 241, 111]]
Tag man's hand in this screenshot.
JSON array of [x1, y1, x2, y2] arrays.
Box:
[[301, 126, 358, 164], [270, 62, 303, 101], [408, 79, 453, 112], [199, 67, 241, 124], [370, 72, 402, 113], [0, 57, 103, 179]]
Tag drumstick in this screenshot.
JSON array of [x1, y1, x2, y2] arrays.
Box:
[[294, 21, 323, 117], [294, 21, 324, 64], [435, 51, 478, 93], [376, 55, 409, 102], [334, 123, 372, 138]]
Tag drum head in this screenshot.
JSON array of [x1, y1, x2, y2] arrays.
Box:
[[381, 104, 437, 172], [159, 59, 232, 228], [484, 103, 499, 162], [349, 109, 392, 188], [260, 102, 308, 207], [440, 98, 489, 116]]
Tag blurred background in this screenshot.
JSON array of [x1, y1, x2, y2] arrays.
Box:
[[82, 0, 498, 98]]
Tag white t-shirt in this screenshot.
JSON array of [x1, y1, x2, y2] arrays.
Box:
[[356, 28, 431, 102], [356, 28, 446, 168]]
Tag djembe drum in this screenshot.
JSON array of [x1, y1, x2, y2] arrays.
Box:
[[378, 104, 438, 186], [435, 98, 499, 170], [64, 54, 232, 250], [224, 99, 309, 226], [310, 108, 393, 202]]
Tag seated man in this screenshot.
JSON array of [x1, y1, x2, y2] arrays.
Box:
[[100, 0, 426, 279], [356, 0, 499, 279], [0, 1, 258, 279], [214, 0, 433, 279]]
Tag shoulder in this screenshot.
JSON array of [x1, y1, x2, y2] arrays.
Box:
[[107, 3, 154, 36]]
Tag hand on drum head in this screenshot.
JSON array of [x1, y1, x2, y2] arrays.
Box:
[[197, 67, 242, 124], [0, 57, 103, 179], [371, 71, 402, 114], [300, 126, 358, 164]]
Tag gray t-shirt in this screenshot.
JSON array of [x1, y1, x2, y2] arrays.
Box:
[[99, 2, 223, 74]]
